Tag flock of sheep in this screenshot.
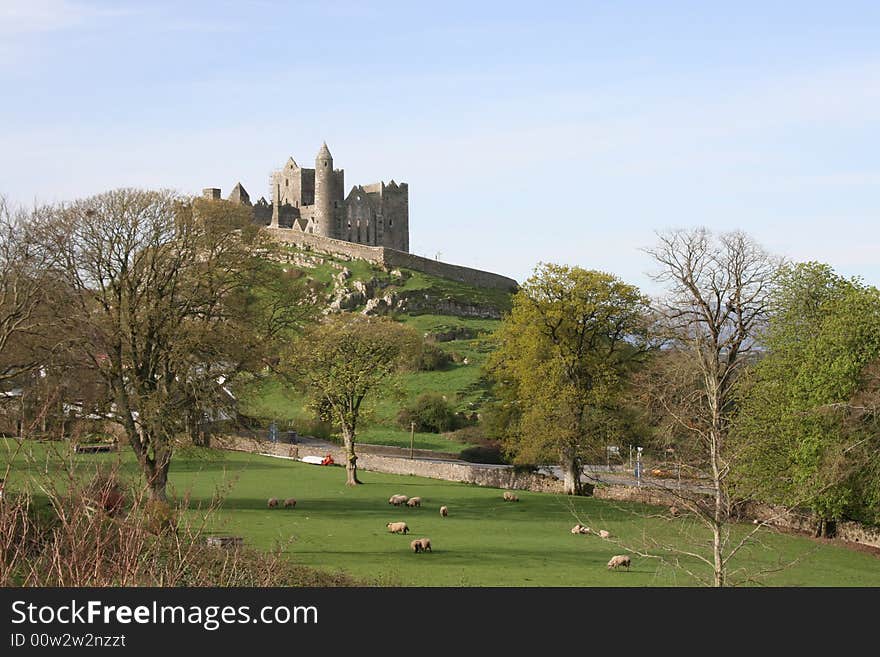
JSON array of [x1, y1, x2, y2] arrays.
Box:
[[570, 523, 631, 570], [267, 497, 296, 509], [267, 489, 633, 572], [386, 494, 445, 554]]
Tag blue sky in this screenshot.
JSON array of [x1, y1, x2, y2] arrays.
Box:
[[1, 1, 878, 293]]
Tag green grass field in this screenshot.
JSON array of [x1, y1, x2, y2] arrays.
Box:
[[3, 439, 878, 587]]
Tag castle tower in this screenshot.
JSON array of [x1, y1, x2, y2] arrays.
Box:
[[313, 142, 334, 238]]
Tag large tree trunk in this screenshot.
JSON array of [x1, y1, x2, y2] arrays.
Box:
[[341, 424, 362, 486], [147, 463, 169, 502], [561, 447, 582, 496], [127, 422, 172, 502]]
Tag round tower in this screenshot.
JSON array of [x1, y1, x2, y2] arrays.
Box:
[[314, 142, 334, 237]]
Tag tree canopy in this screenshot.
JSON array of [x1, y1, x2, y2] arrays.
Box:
[[47, 189, 313, 500], [734, 262, 880, 529], [287, 314, 420, 486], [487, 263, 652, 494]]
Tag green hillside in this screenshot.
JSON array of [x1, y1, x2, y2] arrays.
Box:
[[234, 246, 512, 456]]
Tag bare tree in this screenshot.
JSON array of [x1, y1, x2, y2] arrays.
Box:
[[46, 189, 311, 501], [0, 197, 65, 384], [644, 228, 780, 586]]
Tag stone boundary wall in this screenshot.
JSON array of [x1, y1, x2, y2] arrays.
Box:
[[264, 228, 518, 292], [594, 485, 880, 549], [209, 434, 563, 493], [210, 434, 880, 548]]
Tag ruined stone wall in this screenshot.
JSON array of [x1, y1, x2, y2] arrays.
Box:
[[379, 184, 408, 252], [381, 249, 517, 291], [209, 434, 563, 493], [264, 229, 518, 291], [266, 228, 388, 262]]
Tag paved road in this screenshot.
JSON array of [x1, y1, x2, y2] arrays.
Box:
[[286, 434, 712, 494]]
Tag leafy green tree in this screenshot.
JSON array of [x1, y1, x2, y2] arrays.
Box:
[[734, 262, 880, 532], [487, 263, 652, 495], [288, 315, 419, 486]]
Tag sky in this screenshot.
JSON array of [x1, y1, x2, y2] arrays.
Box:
[[1, 0, 878, 293]]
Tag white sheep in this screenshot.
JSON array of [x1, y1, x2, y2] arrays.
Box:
[[267, 497, 279, 508], [571, 524, 590, 535], [607, 555, 631, 570], [502, 491, 519, 502], [417, 537, 432, 552], [386, 521, 409, 534], [406, 496, 422, 507], [439, 505, 448, 518], [598, 530, 611, 539], [283, 498, 297, 509]]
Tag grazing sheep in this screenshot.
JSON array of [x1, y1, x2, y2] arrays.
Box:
[[267, 498, 279, 508], [439, 505, 448, 518], [571, 524, 590, 535], [417, 537, 432, 552], [598, 530, 611, 539], [607, 555, 631, 570], [388, 494, 408, 506], [410, 539, 423, 553], [283, 498, 297, 509], [406, 497, 422, 507], [502, 491, 519, 502], [386, 521, 409, 534]]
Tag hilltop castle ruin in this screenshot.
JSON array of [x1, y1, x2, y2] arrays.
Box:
[[202, 143, 517, 293], [203, 142, 409, 252]]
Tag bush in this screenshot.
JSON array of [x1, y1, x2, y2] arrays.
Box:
[[296, 417, 334, 442], [459, 443, 507, 464], [407, 342, 452, 371], [142, 500, 178, 535], [0, 469, 358, 587], [445, 425, 487, 445], [397, 393, 461, 433]]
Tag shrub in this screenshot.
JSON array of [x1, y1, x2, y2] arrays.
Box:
[[296, 417, 334, 442], [0, 468, 358, 587], [397, 393, 461, 433], [445, 424, 486, 445], [406, 342, 452, 371], [458, 443, 507, 464], [142, 500, 178, 535]]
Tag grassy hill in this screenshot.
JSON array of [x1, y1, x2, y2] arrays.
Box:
[[235, 246, 512, 456], [4, 441, 877, 587]]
